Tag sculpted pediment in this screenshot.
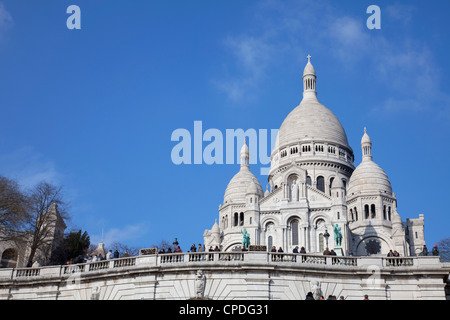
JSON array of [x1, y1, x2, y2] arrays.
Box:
[[307, 185, 331, 203]]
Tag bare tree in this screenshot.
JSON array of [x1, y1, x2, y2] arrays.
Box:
[[152, 240, 175, 252], [24, 182, 69, 266], [437, 238, 450, 262], [0, 176, 30, 242], [108, 241, 140, 257]]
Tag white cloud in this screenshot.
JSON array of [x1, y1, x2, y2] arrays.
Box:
[[215, 0, 449, 117], [215, 35, 274, 102], [90, 223, 150, 248], [0, 2, 12, 33], [0, 146, 61, 188]]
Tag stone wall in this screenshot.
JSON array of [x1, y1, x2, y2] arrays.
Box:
[[0, 252, 448, 300]]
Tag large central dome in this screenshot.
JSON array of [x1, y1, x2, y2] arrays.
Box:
[[275, 98, 350, 149], [268, 56, 354, 182], [273, 57, 350, 152]]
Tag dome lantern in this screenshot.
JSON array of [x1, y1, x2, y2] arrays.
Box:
[[303, 54, 317, 99], [361, 127, 373, 161], [240, 138, 249, 168]]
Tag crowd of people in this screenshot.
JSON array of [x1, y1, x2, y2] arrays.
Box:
[[65, 249, 130, 265], [305, 292, 370, 300], [32, 240, 441, 267]]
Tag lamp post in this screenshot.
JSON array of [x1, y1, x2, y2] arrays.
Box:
[[324, 229, 330, 248]]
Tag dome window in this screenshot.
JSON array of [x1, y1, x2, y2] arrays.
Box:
[[364, 205, 370, 219], [371, 204, 376, 219], [316, 176, 325, 192]]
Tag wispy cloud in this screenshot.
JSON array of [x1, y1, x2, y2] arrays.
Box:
[[215, 0, 450, 117], [0, 2, 13, 39], [90, 223, 150, 248], [0, 146, 61, 188], [215, 35, 274, 102]]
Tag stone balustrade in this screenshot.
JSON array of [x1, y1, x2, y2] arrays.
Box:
[[0, 252, 447, 300], [0, 252, 442, 282]]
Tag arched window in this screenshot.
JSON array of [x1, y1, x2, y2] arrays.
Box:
[[364, 205, 370, 219], [1, 248, 18, 268], [316, 176, 325, 192], [239, 212, 244, 226], [268, 236, 273, 250], [306, 176, 312, 186], [234, 212, 239, 227], [354, 207, 358, 221], [350, 209, 354, 221], [388, 207, 392, 221], [383, 205, 387, 220], [316, 219, 326, 253], [291, 220, 299, 246], [371, 204, 376, 219]]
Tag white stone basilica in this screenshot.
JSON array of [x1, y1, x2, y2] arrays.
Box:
[[204, 56, 425, 257]]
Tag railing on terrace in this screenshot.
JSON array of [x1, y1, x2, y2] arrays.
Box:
[[15, 268, 41, 278], [0, 252, 440, 281], [383, 257, 414, 267]]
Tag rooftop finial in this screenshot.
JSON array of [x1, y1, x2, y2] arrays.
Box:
[[240, 137, 250, 168], [303, 54, 317, 98], [361, 127, 372, 161]]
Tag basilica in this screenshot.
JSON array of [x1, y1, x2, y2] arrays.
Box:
[[204, 56, 425, 257]]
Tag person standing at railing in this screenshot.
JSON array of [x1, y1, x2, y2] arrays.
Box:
[[277, 247, 284, 261], [393, 250, 402, 266], [106, 250, 113, 260], [197, 243, 204, 261], [432, 244, 439, 256], [421, 245, 429, 256]]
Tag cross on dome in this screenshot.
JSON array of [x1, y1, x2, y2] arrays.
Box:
[[307, 54, 312, 62]]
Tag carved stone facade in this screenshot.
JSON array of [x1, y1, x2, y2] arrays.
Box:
[[205, 57, 425, 257]]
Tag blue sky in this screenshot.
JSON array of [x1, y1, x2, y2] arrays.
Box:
[[0, 0, 449, 251]]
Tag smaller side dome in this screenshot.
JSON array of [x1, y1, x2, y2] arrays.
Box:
[[246, 180, 259, 195], [223, 140, 264, 204], [211, 219, 220, 234], [331, 172, 344, 189], [348, 128, 392, 196]]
